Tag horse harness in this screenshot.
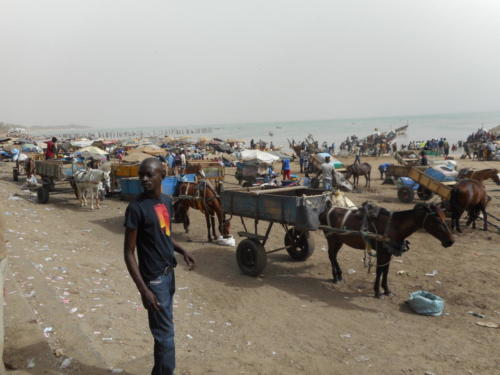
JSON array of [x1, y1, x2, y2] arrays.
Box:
[[331, 202, 410, 272], [177, 180, 220, 215]]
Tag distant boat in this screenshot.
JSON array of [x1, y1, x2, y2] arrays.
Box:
[[268, 131, 274, 137], [395, 124, 409, 134], [276, 126, 282, 129]]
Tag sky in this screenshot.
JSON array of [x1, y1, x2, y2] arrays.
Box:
[[1, 0, 500, 128]]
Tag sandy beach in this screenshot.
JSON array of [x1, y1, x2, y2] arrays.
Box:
[[2, 155, 500, 375]]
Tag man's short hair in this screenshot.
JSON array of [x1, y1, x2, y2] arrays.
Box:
[[141, 157, 166, 178]]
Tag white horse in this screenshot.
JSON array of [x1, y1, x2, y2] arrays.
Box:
[[74, 169, 110, 209]]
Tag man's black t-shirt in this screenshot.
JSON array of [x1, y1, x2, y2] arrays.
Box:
[[124, 193, 177, 282]]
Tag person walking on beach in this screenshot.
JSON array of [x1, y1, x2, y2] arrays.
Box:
[[281, 157, 291, 180], [443, 139, 450, 157], [45, 137, 57, 159], [124, 158, 195, 375], [299, 149, 305, 173], [316, 156, 334, 191], [420, 150, 428, 166], [180, 150, 186, 172], [303, 152, 310, 173], [353, 145, 361, 164]]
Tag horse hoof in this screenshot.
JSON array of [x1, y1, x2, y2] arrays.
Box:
[[384, 291, 393, 296], [374, 294, 382, 299]]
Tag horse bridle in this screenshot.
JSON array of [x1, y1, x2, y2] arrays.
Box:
[[421, 204, 444, 229]]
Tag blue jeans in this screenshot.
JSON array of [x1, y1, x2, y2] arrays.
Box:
[[148, 272, 176, 375], [323, 178, 332, 191]]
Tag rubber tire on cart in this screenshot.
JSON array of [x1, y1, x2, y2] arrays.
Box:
[[236, 239, 267, 276], [397, 186, 414, 203], [417, 187, 433, 201], [284, 228, 315, 261], [37, 185, 50, 204], [13, 168, 19, 182]]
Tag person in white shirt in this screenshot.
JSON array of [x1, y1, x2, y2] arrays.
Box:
[[316, 156, 334, 190]]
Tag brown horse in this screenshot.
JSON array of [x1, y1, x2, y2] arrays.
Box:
[[449, 179, 490, 232], [457, 168, 500, 185], [345, 162, 371, 188], [174, 181, 230, 242], [320, 202, 454, 298]]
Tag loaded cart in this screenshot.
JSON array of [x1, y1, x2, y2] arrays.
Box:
[[34, 160, 86, 203], [13, 152, 44, 181], [222, 186, 329, 276], [388, 165, 454, 203]]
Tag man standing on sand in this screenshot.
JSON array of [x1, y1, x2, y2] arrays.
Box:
[[281, 157, 291, 180], [124, 158, 195, 375], [45, 137, 57, 159], [316, 156, 334, 191], [180, 150, 187, 173]]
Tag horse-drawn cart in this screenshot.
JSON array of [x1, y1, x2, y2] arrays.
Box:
[[394, 150, 420, 166], [222, 186, 329, 276], [190, 161, 225, 193], [388, 165, 454, 203], [235, 162, 273, 187], [13, 152, 44, 181], [34, 160, 86, 203]]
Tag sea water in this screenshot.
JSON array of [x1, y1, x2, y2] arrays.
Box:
[[30, 111, 500, 151]]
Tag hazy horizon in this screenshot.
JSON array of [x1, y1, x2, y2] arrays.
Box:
[[2, 1, 500, 128]]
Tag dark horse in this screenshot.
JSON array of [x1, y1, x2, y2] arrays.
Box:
[[345, 162, 371, 189], [174, 180, 230, 242], [320, 202, 454, 298], [449, 179, 490, 232]]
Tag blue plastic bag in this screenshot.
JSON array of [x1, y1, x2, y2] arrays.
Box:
[[407, 290, 445, 316]]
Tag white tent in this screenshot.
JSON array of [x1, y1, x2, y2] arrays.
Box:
[[71, 139, 94, 148], [76, 146, 109, 159], [235, 150, 280, 165]]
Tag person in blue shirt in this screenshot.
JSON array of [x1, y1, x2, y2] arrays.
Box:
[[166, 152, 175, 169], [281, 158, 291, 180], [378, 162, 392, 180]]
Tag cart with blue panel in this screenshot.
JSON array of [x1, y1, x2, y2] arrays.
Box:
[[388, 165, 455, 203], [222, 186, 329, 276]]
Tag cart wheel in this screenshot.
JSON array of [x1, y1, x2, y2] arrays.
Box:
[[13, 168, 19, 182], [37, 185, 50, 204], [417, 187, 433, 201], [397, 187, 414, 203], [284, 229, 315, 261], [236, 239, 267, 276]]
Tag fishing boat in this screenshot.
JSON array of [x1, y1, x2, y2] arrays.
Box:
[[395, 123, 409, 135]]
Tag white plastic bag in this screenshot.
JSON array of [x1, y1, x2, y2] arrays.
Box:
[[215, 235, 236, 247]]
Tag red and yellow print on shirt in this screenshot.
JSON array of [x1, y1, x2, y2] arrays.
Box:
[[154, 203, 171, 236]]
